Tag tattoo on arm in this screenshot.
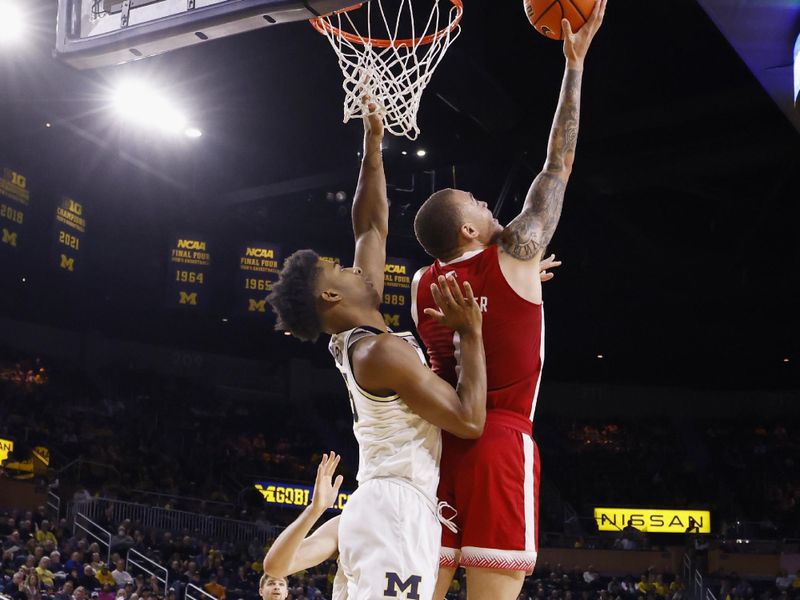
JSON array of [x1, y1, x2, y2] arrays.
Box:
[[500, 69, 582, 261], [501, 173, 566, 260]]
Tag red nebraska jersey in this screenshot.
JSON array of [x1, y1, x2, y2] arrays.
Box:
[[415, 244, 544, 424]]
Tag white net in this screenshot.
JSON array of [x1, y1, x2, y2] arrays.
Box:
[[312, 0, 463, 140]]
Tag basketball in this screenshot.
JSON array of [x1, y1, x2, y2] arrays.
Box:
[[523, 0, 596, 40]]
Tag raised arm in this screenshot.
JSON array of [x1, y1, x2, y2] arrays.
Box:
[[352, 104, 389, 298], [263, 453, 343, 578], [499, 0, 607, 265], [355, 276, 487, 439]]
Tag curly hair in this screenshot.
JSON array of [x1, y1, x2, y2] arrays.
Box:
[[266, 249, 323, 342], [413, 188, 464, 259]]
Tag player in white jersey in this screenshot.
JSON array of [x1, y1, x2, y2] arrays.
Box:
[[267, 106, 488, 600]]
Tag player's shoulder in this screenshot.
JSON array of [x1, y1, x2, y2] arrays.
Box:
[[352, 331, 416, 369]]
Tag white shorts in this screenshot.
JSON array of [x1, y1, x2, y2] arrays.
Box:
[[335, 478, 441, 600]]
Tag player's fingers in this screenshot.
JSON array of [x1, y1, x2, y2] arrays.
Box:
[[331, 454, 341, 471], [430, 282, 445, 308], [562, 19, 572, 38], [437, 276, 456, 306], [541, 272, 554, 282], [447, 275, 466, 305], [423, 308, 445, 323], [461, 281, 476, 304], [332, 475, 344, 496]]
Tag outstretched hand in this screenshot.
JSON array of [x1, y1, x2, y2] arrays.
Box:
[[563, 0, 607, 68], [310, 452, 344, 515], [539, 253, 562, 282], [423, 274, 483, 336], [362, 97, 384, 140]]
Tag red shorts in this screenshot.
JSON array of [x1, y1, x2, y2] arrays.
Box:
[[438, 409, 540, 573]]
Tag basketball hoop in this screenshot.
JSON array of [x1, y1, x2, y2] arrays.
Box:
[[310, 0, 464, 140]]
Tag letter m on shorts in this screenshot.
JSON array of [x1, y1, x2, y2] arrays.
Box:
[[179, 291, 198, 305], [383, 573, 421, 599]]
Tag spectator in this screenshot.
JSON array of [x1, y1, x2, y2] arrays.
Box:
[[36, 558, 55, 588], [79, 566, 99, 591], [5, 571, 26, 600], [99, 583, 116, 600], [110, 529, 134, 556], [111, 561, 133, 588], [34, 522, 56, 546], [203, 574, 225, 600], [54, 580, 75, 600], [90, 553, 105, 573], [636, 574, 651, 595], [96, 566, 115, 588], [23, 572, 42, 600], [50, 551, 65, 574]]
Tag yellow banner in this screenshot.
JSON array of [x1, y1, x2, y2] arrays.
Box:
[[594, 507, 710, 534], [0, 437, 13, 465], [254, 480, 350, 512]]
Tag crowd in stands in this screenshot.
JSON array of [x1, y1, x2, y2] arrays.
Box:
[[0, 507, 337, 600], [5, 347, 800, 600], [535, 417, 800, 543]]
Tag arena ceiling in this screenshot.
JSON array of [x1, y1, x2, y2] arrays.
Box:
[[0, 0, 798, 390]]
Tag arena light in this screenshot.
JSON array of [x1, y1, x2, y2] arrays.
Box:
[[416, 149, 427, 157], [794, 33, 800, 108], [0, 1, 26, 45], [111, 81, 198, 135]]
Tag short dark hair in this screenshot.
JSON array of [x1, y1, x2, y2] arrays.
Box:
[[267, 249, 322, 342], [259, 574, 287, 590], [414, 189, 464, 259]]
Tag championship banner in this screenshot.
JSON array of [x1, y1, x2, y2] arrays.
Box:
[[0, 437, 13, 465], [594, 507, 711, 534], [52, 196, 86, 274], [254, 479, 351, 513], [382, 256, 414, 331], [167, 234, 211, 309], [318, 252, 342, 266], [0, 167, 30, 252], [237, 242, 281, 316]]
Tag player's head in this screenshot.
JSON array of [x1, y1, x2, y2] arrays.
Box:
[[414, 188, 503, 260], [267, 249, 381, 341], [259, 574, 288, 600]]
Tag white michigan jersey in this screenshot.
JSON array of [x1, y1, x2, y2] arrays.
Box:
[[328, 326, 441, 503], [329, 325, 443, 600]]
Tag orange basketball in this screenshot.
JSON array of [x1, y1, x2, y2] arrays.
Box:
[[523, 0, 595, 40]]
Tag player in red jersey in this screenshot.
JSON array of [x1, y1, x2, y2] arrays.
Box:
[[411, 2, 607, 599]]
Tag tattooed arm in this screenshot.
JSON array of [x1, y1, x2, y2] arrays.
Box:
[[499, 67, 580, 261], [498, 0, 606, 301]]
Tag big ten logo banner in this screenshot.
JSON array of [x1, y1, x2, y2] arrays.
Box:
[[237, 242, 282, 316], [254, 480, 350, 513], [167, 234, 211, 309], [382, 257, 414, 331], [0, 167, 30, 252], [52, 196, 86, 274]]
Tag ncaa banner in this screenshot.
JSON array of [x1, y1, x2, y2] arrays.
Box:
[[52, 196, 86, 274], [237, 242, 282, 316], [382, 256, 414, 331], [166, 233, 211, 309], [0, 167, 30, 253]]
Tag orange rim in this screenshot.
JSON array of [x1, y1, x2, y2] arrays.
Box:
[[310, 0, 464, 49]]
